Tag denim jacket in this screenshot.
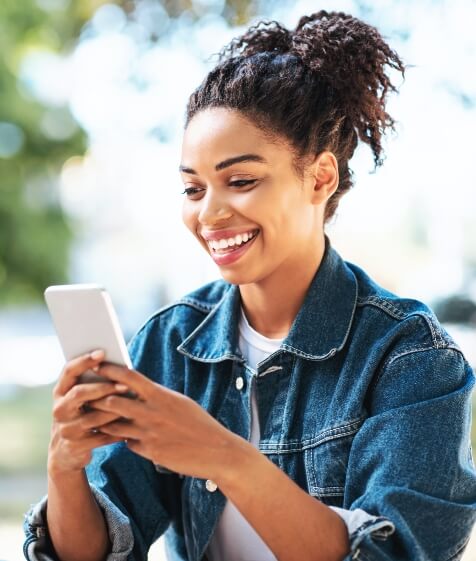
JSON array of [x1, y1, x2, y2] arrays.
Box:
[[24, 236, 476, 561]]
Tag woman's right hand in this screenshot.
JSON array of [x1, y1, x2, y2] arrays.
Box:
[[48, 349, 128, 475]]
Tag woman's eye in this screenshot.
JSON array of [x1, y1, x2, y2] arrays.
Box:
[[181, 180, 257, 197], [229, 179, 257, 188], [181, 187, 203, 196]]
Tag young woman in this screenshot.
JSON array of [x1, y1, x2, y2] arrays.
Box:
[[24, 10, 476, 561]]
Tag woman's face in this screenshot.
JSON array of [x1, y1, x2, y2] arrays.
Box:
[[180, 107, 335, 286]]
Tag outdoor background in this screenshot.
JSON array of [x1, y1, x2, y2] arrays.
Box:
[[1, 0, 475, 559]]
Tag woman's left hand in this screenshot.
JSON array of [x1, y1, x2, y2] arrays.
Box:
[[88, 363, 245, 482]]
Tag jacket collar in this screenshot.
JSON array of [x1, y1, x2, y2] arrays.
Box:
[[176, 280, 243, 363], [176, 235, 358, 363]]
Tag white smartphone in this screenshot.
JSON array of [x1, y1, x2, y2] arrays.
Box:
[[44, 284, 133, 386]]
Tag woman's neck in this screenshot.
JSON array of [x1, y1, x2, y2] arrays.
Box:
[[238, 240, 326, 339]]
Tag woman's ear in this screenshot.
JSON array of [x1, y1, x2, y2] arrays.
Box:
[[308, 151, 339, 205]]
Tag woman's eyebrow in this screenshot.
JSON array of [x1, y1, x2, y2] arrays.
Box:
[[179, 153, 267, 174]]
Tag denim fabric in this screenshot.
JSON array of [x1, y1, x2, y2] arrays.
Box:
[[23, 235, 476, 561], [23, 487, 134, 561]]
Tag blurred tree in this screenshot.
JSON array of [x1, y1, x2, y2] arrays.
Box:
[[0, 0, 93, 306], [159, 0, 260, 26]]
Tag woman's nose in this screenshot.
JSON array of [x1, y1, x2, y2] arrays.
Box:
[[197, 190, 233, 226]]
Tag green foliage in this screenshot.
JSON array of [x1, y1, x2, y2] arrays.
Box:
[[0, 384, 53, 475], [0, 384, 52, 521], [0, 0, 93, 307]]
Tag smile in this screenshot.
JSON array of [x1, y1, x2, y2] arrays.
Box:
[[207, 229, 260, 266], [206, 229, 259, 253]]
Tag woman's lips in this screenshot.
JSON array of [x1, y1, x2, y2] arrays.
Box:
[[209, 231, 259, 266]]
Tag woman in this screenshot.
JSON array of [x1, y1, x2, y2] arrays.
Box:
[[24, 10, 476, 561]]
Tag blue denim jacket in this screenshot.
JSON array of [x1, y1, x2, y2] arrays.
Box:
[[24, 236, 476, 561]]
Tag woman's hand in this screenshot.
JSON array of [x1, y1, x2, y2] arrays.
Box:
[[89, 363, 246, 482], [48, 350, 128, 475]]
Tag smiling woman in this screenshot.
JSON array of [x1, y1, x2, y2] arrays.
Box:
[[23, 9, 476, 561]]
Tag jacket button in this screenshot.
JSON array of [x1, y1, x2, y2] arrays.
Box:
[[205, 479, 218, 492], [235, 376, 244, 390]]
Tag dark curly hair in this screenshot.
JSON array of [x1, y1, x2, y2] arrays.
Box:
[[185, 10, 406, 224]]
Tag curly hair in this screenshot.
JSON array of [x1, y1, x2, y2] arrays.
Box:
[[185, 10, 406, 223]]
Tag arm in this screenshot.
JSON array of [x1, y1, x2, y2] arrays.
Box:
[[44, 355, 131, 561], [23, 351, 133, 561], [217, 441, 350, 561], [24, 436, 180, 561], [46, 469, 110, 561]]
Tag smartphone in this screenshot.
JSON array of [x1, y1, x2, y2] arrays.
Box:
[[44, 284, 134, 389]]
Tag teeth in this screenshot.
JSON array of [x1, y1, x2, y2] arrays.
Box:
[[207, 229, 258, 252]]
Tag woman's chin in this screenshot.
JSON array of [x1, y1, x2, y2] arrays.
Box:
[[216, 266, 260, 286]]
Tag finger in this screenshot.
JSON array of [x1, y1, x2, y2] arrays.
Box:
[[55, 350, 106, 397], [90, 394, 146, 419], [78, 410, 123, 431], [96, 364, 154, 399], [57, 410, 125, 440], [69, 382, 121, 408], [98, 419, 143, 440], [54, 382, 124, 421]]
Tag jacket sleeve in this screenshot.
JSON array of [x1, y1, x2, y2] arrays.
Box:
[[328, 506, 393, 542], [23, 483, 135, 561], [340, 346, 476, 561], [84, 440, 182, 560]]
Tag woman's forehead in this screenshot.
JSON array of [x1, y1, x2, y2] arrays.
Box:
[[181, 108, 290, 164], [184, 108, 264, 146]]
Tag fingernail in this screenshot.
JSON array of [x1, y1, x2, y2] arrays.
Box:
[[91, 349, 104, 360], [115, 384, 129, 392]]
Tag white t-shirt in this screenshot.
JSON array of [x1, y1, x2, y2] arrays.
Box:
[[206, 306, 284, 561]]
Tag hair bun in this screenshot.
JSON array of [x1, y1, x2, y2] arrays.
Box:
[[217, 19, 292, 61], [291, 10, 405, 113]]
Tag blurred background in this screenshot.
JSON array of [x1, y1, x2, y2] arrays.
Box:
[[1, 0, 475, 559]]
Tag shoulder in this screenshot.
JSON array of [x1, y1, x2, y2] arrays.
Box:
[[341, 259, 474, 413], [345, 258, 461, 355]]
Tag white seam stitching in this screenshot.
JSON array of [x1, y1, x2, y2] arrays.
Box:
[[386, 345, 463, 369], [259, 416, 366, 452], [356, 296, 406, 319]]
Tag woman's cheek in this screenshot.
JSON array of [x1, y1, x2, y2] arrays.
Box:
[[234, 189, 265, 217], [181, 202, 196, 232]]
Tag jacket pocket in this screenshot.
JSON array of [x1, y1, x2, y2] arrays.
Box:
[[260, 416, 365, 507], [304, 416, 366, 506]]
